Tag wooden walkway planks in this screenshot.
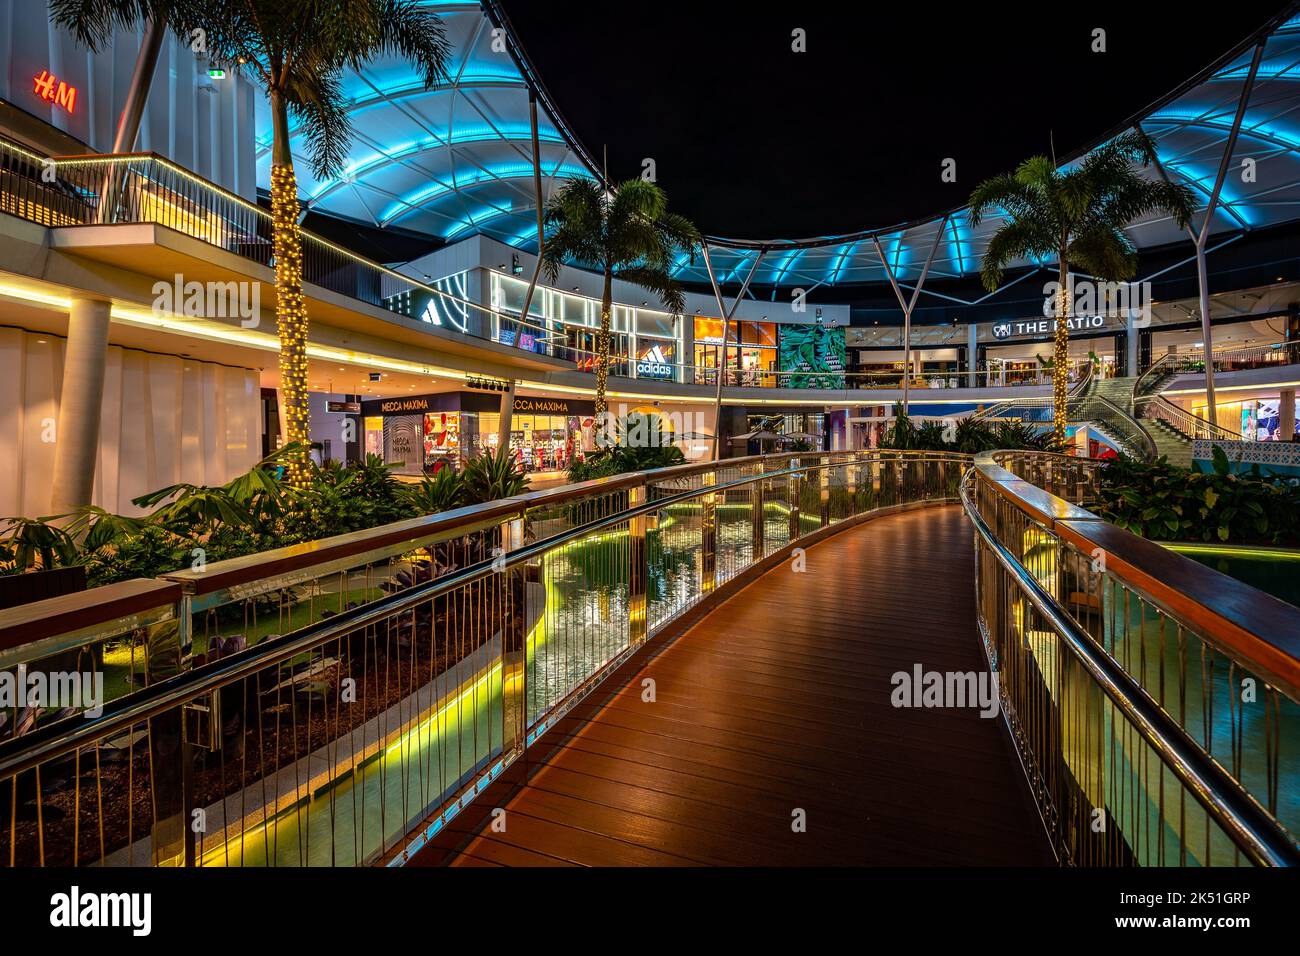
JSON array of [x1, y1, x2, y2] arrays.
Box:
[[429, 505, 1052, 867]]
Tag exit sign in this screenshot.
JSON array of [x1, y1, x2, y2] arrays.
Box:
[[33, 70, 77, 114]]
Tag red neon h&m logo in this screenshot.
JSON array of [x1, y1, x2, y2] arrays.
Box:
[[33, 70, 77, 114]]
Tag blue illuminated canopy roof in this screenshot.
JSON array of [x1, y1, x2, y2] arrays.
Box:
[[684, 8, 1300, 292], [254, 0, 601, 244], [260, 4, 1300, 291]]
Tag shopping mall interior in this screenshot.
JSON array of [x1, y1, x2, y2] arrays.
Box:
[[0, 0, 1298, 899]]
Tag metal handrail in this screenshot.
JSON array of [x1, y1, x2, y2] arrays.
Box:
[[976, 451, 1300, 695], [1133, 351, 1242, 443], [1077, 394, 1159, 459], [966, 379, 1158, 460], [1139, 342, 1300, 392], [961, 469, 1300, 866], [0, 449, 967, 790], [1134, 393, 1239, 442]]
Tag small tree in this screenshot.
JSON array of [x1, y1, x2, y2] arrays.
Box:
[[541, 178, 700, 416], [56, 1, 453, 484], [970, 131, 1195, 442]]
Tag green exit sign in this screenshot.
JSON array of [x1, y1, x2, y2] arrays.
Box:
[[208, 67, 225, 79]]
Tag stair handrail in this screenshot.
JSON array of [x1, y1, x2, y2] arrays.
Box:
[[1077, 393, 1159, 460], [968, 359, 1093, 425], [1133, 353, 1238, 442], [1135, 393, 1240, 442]]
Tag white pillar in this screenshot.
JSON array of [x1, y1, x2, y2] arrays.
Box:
[[967, 322, 979, 387], [50, 297, 112, 515], [1281, 389, 1296, 441]]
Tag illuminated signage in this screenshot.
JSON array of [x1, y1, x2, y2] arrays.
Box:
[[327, 401, 361, 413], [636, 343, 674, 380], [990, 315, 1110, 340], [33, 70, 77, 114], [513, 397, 571, 414], [380, 398, 430, 413]]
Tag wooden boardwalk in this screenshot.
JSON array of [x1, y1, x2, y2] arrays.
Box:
[[422, 505, 1051, 867]]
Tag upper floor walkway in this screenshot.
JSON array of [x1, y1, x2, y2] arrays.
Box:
[[3, 136, 1299, 411]]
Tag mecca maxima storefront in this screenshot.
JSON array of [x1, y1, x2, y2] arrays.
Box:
[[362, 392, 599, 479]]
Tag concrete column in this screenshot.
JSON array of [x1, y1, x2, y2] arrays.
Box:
[[1281, 389, 1296, 442], [49, 297, 112, 515], [967, 322, 979, 387]]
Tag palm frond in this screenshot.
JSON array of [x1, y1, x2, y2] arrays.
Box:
[[50, 0, 163, 52], [1067, 222, 1138, 282], [375, 0, 452, 88], [285, 66, 352, 178], [977, 217, 1056, 291], [614, 265, 686, 315]]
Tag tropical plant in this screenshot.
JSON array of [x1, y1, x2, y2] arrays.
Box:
[[1097, 447, 1300, 545], [55, 1, 452, 484], [405, 466, 466, 515], [567, 413, 686, 481], [969, 130, 1196, 443], [462, 448, 530, 504], [880, 405, 1065, 453], [541, 178, 700, 414], [0, 517, 78, 573]]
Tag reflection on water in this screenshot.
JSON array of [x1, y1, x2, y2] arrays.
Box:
[[202, 657, 504, 867], [204, 509, 729, 867]]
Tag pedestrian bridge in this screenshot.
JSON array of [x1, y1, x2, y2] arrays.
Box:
[[0, 450, 1297, 867]]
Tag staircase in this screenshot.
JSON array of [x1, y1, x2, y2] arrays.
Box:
[[1085, 376, 1194, 467]]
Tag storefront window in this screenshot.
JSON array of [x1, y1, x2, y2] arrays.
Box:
[[693, 317, 778, 386], [476, 411, 593, 474]]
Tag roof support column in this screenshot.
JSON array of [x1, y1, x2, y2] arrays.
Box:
[[516, 92, 547, 349], [99, 15, 167, 224], [874, 216, 947, 416], [702, 245, 765, 461], [1145, 39, 1264, 421]]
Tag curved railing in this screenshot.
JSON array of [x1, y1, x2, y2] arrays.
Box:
[[1135, 393, 1239, 442], [1139, 343, 1300, 393], [1133, 352, 1238, 443], [967, 360, 1094, 425], [967, 368, 1158, 460], [0, 448, 966, 866], [963, 450, 1300, 866]]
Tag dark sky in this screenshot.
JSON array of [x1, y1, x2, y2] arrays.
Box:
[[498, 0, 1292, 240]]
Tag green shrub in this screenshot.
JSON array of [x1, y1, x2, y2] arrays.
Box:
[[566, 413, 685, 482], [1096, 448, 1300, 545], [880, 405, 1063, 453]]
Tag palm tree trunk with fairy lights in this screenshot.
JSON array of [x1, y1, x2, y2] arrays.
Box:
[[270, 93, 310, 485], [1054, 256, 1071, 445], [596, 268, 613, 416]]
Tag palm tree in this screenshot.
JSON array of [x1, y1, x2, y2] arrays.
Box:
[[540, 178, 700, 416], [54, 1, 451, 485], [969, 130, 1196, 442]]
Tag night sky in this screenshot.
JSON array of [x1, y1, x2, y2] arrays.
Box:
[[499, 1, 1292, 240]]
